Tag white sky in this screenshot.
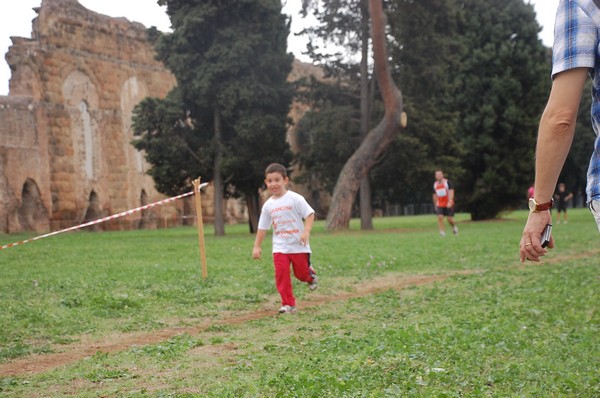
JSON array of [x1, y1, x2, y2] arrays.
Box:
[[0, 0, 559, 96]]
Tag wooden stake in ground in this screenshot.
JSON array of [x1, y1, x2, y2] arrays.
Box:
[[193, 178, 208, 279]]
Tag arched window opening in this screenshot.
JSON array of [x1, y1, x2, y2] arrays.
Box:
[[83, 191, 102, 231], [17, 179, 49, 232], [138, 189, 151, 229]]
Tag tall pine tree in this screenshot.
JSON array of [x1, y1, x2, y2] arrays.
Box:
[[133, 0, 293, 233], [453, 0, 549, 219], [381, 0, 466, 207]]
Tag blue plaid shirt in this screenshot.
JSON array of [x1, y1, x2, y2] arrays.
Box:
[[552, 0, 600, 202]]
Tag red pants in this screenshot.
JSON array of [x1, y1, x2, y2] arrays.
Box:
[[273, 253, 313, 307]]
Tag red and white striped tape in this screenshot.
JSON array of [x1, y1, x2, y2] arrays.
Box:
[[1, 183, 208, 251]]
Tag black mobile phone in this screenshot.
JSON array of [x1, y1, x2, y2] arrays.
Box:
[[541, 223, 552, 248]]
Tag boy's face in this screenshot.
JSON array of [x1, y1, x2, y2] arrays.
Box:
[[435, 171, 444, 181], [558, 185, 565, 192], [265, 172, 289, 197]]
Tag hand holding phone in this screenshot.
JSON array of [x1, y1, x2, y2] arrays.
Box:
[[541, 223, 552, 248]]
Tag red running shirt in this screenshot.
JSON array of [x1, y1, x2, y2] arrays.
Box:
[[433, 179, 453, 208]]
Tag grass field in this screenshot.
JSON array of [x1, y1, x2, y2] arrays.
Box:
[[0, 209, 598, 397]]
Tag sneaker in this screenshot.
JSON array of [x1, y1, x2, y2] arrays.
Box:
[[278, 305, 296, 314], [308, 266, 318, 290], [440, 231, 446, 237], [453, 225, 459, 235]]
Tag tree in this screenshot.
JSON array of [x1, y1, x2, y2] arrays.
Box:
[[294, 75, 365, 186], [357, 0, 374, 230], [300, 0, 377, 229], [132, 94, 212, 196], [325, 0, 403, 231], [133, 0, 293, 234], [297, 0, 550, 222], [453, 0, 550, 220], [296, 106, 362, 197], [382, 0, 466, 207]]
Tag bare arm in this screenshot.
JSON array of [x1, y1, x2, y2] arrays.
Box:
[[520, 67, 589, 262], [252, 229, 268, 259], [448, 189, 455, 207], [300, 213, 315, 246], [534, 68, 588, 203]]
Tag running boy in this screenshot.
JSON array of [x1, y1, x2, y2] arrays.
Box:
[[252, 163, 318, 314]]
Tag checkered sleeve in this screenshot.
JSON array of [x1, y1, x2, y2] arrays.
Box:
[[552, 0, 597, 79]]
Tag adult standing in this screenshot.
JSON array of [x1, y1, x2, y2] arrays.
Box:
[[433, 169, 459, 237], [520, 0, 600, 262], [554, 182, 574, 223]]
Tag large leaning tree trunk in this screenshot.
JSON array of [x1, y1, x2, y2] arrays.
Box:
[[359, 0, 373, 231], [326, 0, 404, 231]]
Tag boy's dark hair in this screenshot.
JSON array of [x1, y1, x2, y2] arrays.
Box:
[[265, 163, 288, 178]]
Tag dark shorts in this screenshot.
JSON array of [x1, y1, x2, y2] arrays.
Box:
[[557, 205, 567, 213], [436, 206, 455, 217]]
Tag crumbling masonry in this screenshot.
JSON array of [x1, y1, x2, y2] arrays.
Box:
[[0, 0, 319, 234], [0, 0, 225, 233]]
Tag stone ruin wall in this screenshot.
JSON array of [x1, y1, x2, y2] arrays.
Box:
[[0, 96, 51, 233], [1, 0, 186, 234], [0, 0, 322, 234]]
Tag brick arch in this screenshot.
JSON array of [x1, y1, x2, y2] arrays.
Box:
[[83, 190, 102, 231], [138, 189, 153, 229], [17, 178, 49, 232], [62, 70, 99, 109]]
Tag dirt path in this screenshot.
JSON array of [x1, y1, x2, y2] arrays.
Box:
[[0, 270, 480, 378], [5, 244, 596, 379]]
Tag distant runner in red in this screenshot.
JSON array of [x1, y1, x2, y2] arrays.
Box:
[[432, 169, 459, 237]]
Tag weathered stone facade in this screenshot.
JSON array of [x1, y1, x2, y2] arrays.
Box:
[[0, 0, 321, 234], [0, 0, 184, 233]]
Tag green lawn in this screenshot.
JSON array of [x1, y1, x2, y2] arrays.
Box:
[[0, 209, 598, 396]]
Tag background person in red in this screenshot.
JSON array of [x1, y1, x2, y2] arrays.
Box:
[[432, 170, 459, 237]]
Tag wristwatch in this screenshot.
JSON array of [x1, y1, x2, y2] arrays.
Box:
[[528, 197, 553, 212]]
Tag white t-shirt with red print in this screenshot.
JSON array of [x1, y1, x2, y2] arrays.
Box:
[[257, 190, 315, 254]]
